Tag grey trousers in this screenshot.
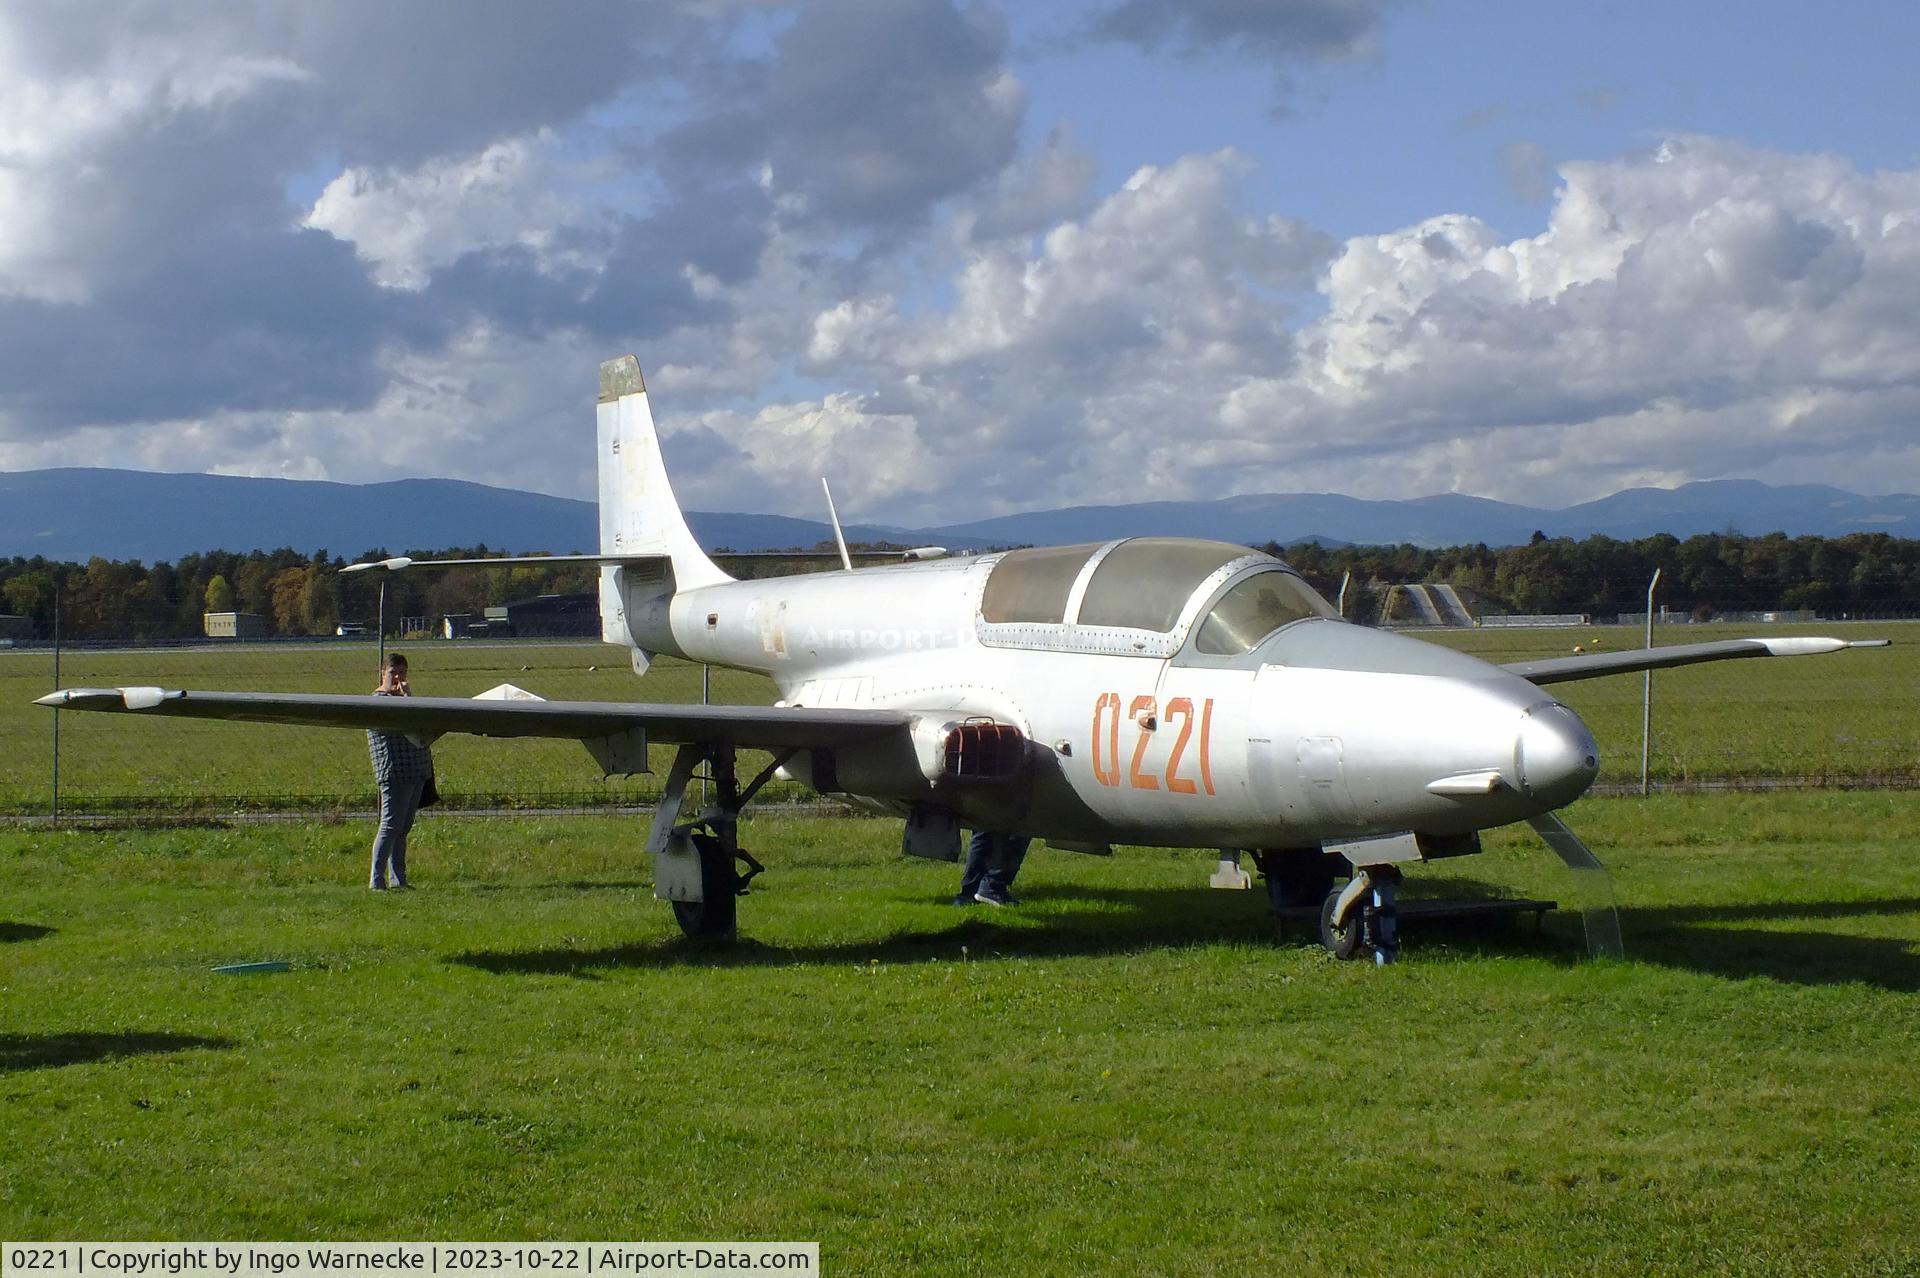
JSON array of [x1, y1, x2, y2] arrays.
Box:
[[371, 776, 426, 887]]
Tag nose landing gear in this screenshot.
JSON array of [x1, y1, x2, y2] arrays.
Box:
[[1318, 865, 1402, 964]]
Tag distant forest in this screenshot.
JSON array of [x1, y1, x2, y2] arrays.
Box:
[[1274, 530, 1920, 625], [0, 545, 599, 642], [6, 529, 1920, 641]]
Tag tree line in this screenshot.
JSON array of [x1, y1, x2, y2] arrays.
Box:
[[1277, 530, 1920, 624], [0, 547, 597, 641], [7, 529, 1920, 642]]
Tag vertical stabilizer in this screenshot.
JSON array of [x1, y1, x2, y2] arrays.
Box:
[[596, 356, 730, 664], [597, 356, 729, 586]]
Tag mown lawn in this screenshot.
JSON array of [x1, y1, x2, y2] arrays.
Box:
[[3, 794, 1917, 1275]]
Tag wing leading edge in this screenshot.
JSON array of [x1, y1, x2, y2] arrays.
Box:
[[1503, 636, 1888, 686], [35, 688, 910, 751]]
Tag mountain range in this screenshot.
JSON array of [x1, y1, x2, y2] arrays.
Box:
[[4, 467, 1919, 564]]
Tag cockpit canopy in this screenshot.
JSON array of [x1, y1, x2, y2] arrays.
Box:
[[978, 537, 1334, 657], [1188, 569, 1335, 654]]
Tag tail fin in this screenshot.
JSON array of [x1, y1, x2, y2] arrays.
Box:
[[597, 356, 730, 666], [596, 356, 730, 587]]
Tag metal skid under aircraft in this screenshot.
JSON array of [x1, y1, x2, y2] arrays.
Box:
[[39, 357, 1888, 962]]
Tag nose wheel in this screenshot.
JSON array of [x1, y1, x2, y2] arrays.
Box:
[[1318, 866, 1401, 964]]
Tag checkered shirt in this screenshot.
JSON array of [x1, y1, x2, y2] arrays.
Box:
[[367, 691, 434, 784]]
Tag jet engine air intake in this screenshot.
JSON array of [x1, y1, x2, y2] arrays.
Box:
[[943, 719, 1026, 779]]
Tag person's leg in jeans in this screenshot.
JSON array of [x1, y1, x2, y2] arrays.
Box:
[[956, 829, 994, 903], [984, 835, 1031, 901], [370, 777, 425, 889]]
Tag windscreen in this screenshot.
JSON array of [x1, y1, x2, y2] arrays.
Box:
[[1076, 539, 1251, 633], [1191, 570, 1335, 654], [980, 543, 1101, 624]]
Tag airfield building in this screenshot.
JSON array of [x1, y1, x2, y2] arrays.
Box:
[[484, 592, 600, 638], [203, 611, 268, 639], [441, 594, 599, 639]]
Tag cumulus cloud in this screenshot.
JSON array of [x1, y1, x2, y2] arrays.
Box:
[[0, 0, 673, 458], [305, 133, 586, 289], [773, 135, 1920, 520], [0, 0, 1035, 497], [823, 150, 1331, 368], [1224, 136, 1920, 503], [781, 150, 1339, 518]]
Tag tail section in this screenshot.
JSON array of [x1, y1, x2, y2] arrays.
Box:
[[596, 356, 731, 665]]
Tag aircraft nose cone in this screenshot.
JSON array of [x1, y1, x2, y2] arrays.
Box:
[[1515, 703, 1600, 806]]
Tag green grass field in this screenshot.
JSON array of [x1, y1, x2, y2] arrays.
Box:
[[3, 793, 1918, 1273], [1, 621, 1915, 815]]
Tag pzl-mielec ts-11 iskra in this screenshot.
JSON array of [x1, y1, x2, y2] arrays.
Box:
[[40, 356, 1887, 962]]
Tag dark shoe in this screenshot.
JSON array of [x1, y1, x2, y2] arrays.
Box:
[[950, 893, 977, 906], [391, 881, 415, 891], [974, 886, 1015, 907], [369, 883, 388, 891]]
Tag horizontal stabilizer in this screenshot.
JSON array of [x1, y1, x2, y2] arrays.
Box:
[[341, 553, 671, 573]]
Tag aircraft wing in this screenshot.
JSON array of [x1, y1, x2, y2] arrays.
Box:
[[35, 688, 910, 751], [1503, 636, 1888, 686]]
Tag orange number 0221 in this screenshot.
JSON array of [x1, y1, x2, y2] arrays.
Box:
[[1090, 694, 1214, 796]]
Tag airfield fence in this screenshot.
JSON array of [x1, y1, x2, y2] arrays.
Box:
[[0, 633, 809, 820], [3, 620, 1918, 820]]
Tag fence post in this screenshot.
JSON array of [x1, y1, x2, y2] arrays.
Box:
[[1642, 568, 1660, 797], [50, 581, 61, 824], [701, 663, 712, 807]]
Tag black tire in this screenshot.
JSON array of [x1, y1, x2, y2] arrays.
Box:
[[1262, 847, 1340, 911], [1319, 888, 1366, 961], [670, 831, 739, 940]]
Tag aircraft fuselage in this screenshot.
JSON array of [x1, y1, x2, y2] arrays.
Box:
[[611, 552, 1599, 851]]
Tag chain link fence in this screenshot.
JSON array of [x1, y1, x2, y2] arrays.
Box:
[[4, 617, 1916, 819], [1, 633, 805, 818]]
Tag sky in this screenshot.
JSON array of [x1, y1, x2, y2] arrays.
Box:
[[2, 0, 1919, 525]]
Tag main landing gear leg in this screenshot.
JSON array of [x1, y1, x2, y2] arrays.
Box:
[[647, 743, 786, 941]]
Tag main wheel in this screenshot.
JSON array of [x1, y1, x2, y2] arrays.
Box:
[[671, 831, 740, 940], [1318, 887, 1366, 961]]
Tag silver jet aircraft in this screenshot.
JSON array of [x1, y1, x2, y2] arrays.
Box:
[[39, 357, 1886, 962]]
